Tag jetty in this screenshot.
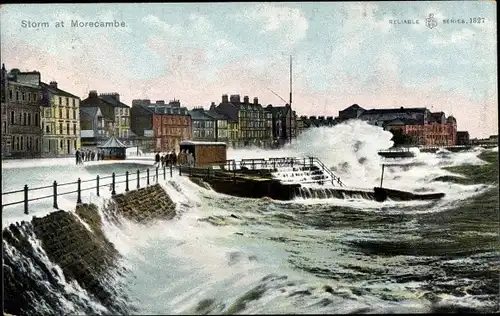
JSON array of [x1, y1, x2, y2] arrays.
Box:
[[378, 147, 416, 158], [180, 156, 445, 202]]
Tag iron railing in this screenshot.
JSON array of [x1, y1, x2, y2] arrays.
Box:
[[2, 156, 344, 215], [2, 164, 177, 215]]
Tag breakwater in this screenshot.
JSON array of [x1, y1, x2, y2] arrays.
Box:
[[3, 184, 177, 316]]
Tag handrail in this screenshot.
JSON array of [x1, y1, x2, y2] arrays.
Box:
[[2, 165, 172, 214], [309, 157, 345, 187], [2, 156, 346, 215]]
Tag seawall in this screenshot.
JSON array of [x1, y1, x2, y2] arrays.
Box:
[[3, 183, 176, 316]]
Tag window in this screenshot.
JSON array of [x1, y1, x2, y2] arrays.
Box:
[[72, 99, 75, 107], [9, 90, 12, 100], [74, 140, 77, 150], [35, 114, 39, 126], [20, 137, 24, 151], [59, 108, 62, 118], [59, 123, 63, 134], [73, 110, 76, 119], [10, 111, 14, 124], [23, 113, 27, 125], [22, 92, 25, 101], [28, 137, 32, 150], [73, 123, 77, 135], [2, 121, 6, 134], [33, 93, 37, 101], [46, 125, 50, 133], [60, 140, 63, 148], [35, 138, 39, 151], [15, 91, 19, 101], [28, 93, 31, 102], [67, 123, 70, 135], [28, 113, 31, 126], [66, 97, 69, 105], [59, 97, 62, 105], [66, 107, 69, 118]]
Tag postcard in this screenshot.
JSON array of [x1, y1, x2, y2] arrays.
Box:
[[1, 2, 498, 315]]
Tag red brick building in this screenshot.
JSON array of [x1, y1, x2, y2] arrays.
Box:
[[131, 99, 191, 152], [337, 105, 458, 146]]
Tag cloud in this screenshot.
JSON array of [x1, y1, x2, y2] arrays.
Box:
[[430, 27, 476, 45], [142, 15, 181, 35], [236, 4, 309, 46]]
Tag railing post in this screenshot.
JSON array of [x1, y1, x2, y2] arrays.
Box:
[[137, 170, 140, 189], [163, 165, 166, 180], [112, 172, 116, 195], [252, 160, 255, 170], [207, 168, 210, 179], [380, 164, 385, 188], [125, 171, 129, 192], [179, 165, 182, 176], [303, 158, 306, 168], [147, 169, 150, 186], [96, 175, 100, 196], [156, 167, 159, 183], [53, 181, 58, 209], [233, 168, 236, 182], [77, 178, 82, 205], [24, 185, 29, 215], [170, 164, 173, 177]]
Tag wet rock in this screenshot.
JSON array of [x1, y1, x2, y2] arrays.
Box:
[[323, 285, 334, 294], [225, 284, 267, 314], [230, 214, 240, 219], [288, 289, 312, 297]]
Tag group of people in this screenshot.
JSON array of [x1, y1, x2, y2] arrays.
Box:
[[75, 149, 105, 165], [154, 149, 195, 168]]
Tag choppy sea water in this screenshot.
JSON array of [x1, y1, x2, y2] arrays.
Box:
[[2, 121, 499, 314]]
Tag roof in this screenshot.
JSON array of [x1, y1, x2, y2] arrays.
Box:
[[180, 140, 227, 146], [204, 110, 228, 120], [341, 104, 365, 111], [40, 82, 80, 99], [363, 107, 427, 114], [79, 106, 100, 119], [97, 135, 128, 148], [189, 109, 214, 120], [99, 94, 130, 108]]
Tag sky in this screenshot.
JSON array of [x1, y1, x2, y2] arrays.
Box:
[[0, 2, 497, 138]]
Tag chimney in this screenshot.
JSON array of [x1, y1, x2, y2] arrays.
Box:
[[156, 100, 165, 105], [49, 81, 58, 89], [222, 94, 228, 103], [230, 94, 241, 103], [254, 97, 258, 105], [243, 96, 249, 103], [89, 90, 98, 98]]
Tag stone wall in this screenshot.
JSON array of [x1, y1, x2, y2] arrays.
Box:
[[3, 204, 127, 315], [3, 184, 178, 315], [111, 184, 177, 222]]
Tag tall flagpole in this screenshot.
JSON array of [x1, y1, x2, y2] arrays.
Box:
[[289, 55, 292, 144]]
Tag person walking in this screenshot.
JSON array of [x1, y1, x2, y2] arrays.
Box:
[[75, 149, 80, 165], [172, 150, 177, 166], [155, 152, 160, 167]]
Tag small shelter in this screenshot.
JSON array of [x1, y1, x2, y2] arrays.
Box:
[[97, 135, 128, 160], [179, 141, 227, 167]]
